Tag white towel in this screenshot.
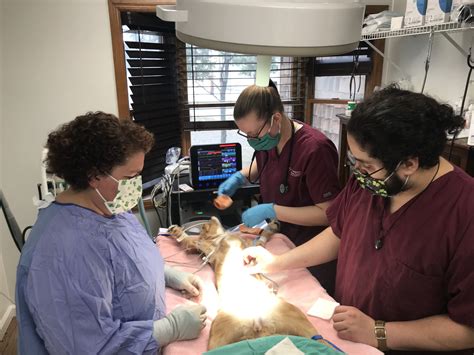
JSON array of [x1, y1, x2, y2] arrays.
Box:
[[265, 337, 305, 355], [307, 297, 340, 320]]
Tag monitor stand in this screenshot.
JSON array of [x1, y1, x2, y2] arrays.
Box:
[[177, 199, 244, 229], [169, 173, 259, 228]]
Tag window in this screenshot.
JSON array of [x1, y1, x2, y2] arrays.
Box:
[[180, 47, 308, 164], [119, 12, 308, 185], [190, 130, 254, 166], [315, 76, 366, 101], [182, 48, 306, 126], [109, 2, 387, 190], [309, 43, 374, 150], [121, 12, 181, 188], [303, 4, 388, 186]]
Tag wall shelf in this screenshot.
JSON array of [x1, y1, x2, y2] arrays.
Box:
[[360, 22, 473, 79], [361, 22, 474, 40]]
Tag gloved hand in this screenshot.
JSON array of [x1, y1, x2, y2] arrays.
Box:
[[164, 266, 203, 297], [242, 203, 276, 227], [217, 171, 246, 197], [242, 246, 279, 274], [152, 304, 207, 346]]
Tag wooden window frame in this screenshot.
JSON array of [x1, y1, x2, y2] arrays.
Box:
[[108, 0, 176, 119], [110, 2, 387, 157], [304, 5, 388, 124], [109, 1, 308, 153], [304, 5, 388, 187], [180, 51, 308, 153]]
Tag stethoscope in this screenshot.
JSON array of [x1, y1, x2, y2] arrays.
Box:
[[248, 119, 296, 195]]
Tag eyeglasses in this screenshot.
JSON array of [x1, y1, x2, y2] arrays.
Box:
[[345, 151, 384, 176], [237, 116, 271, 141]]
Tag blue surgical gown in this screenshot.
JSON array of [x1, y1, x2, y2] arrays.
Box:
[[16, 202, 166, 354]]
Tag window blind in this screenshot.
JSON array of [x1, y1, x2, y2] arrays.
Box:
[[122, 12, 181, 186], [178, 46, 309, 131], [121, 12, 309, 186]]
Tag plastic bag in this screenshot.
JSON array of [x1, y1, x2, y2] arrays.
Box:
[[166, 147, 181, 165]]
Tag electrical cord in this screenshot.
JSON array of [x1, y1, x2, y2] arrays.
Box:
[[349, 44, 361, 101], [165, 159, 190, 226], [421, 29, 435, 94], [177, 165, 183, 226], [0, 291, 15, 304], [448, 52, 473, 161], [164, 249, 190, 261], [151, 174, 173, 227], [151, 180, 165, 228], [167, 174, 174, 226], [153, 171, 176, 227], [151, 156, 190, 229], [153, 200, 164, 229]]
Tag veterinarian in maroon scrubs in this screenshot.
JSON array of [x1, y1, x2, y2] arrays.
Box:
[[218, 82, 340, 294], [243, 86, 474, 354]]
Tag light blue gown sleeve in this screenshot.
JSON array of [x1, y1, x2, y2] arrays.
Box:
[[24, 216, 160, 355]]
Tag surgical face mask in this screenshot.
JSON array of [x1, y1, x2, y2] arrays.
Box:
[[95, 174, 142, 214], [351, 161, 409, 198], [247, 116, 281, 151]]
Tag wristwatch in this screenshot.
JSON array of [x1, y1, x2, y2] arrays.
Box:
[[374, 320, 389, 351]]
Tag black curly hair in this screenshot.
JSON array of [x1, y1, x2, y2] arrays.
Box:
[[347, 85, 465, 171], [46, 112, 154, 190]]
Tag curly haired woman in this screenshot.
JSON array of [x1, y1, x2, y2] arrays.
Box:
[[16, 112, 207, 355]]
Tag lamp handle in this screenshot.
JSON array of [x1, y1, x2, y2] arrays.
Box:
[[156, 5, 188, 23]]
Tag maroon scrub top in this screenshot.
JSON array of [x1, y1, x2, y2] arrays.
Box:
[[256, 121, 340, 246], [327, 167, 474, 355]]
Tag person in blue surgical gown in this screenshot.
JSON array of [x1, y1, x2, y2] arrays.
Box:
[[16, 112, 207, 355]]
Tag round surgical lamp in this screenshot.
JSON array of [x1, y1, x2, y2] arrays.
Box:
[[156, 0, 365, 57]]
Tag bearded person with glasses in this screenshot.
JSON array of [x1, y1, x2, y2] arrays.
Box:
[[242, 85, 474, 354], [218, 82, 341, 295]]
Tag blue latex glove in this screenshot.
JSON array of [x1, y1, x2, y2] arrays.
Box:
[[217, 171, 246, 197], [242, 203, 276, 227]]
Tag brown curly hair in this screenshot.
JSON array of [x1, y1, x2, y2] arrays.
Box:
[[46, 112, 154, 190]]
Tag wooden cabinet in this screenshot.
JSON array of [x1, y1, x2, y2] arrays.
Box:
[[337, 115, 474, 187], [441, 138, 474, 176], [337, 115, 351, 187]]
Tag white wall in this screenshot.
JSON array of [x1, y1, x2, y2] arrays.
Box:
[[0, 0, 118, 320], [382, 0, 474, 106], [363, 0, 392, 5], [0, 0, 12, 322]]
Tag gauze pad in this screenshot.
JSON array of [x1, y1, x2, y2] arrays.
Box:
[[307, 297, 340, 320]]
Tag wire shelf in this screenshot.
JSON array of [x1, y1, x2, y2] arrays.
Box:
[[362, 22, 474, 40]]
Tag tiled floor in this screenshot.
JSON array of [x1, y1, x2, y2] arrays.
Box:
[[0, 317, 17, 355]]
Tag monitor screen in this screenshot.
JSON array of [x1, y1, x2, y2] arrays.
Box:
[[190, 143, 242, 189]]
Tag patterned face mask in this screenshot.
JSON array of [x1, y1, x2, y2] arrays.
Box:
[[348, 153, 408, 198], [96, 174, 142, 214]]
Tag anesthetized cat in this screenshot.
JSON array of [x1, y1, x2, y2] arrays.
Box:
[[168, 217, 333, 350]]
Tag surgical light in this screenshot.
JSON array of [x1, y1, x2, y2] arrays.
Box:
[[156, 0, 366, 57], [217, 243, 279, 320]]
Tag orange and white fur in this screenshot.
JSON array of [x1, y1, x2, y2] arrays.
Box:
[[168, 217, 329, 350]]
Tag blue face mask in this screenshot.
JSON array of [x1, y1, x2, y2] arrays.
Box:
[[247, 116, 281, 151]]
